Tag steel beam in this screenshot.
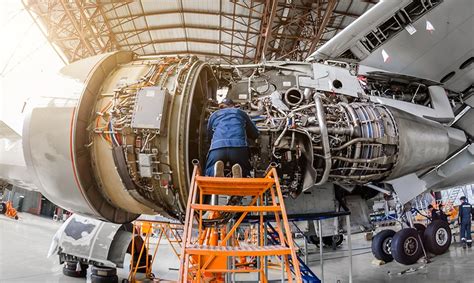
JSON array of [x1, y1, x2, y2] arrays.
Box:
[[307, 0, 338, 54], [254, 0, 278, 62], [107, 9, 261, 21]]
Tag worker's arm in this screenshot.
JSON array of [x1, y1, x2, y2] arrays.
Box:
[[241, 110, 259, 139], [459, 205, 463, 223], [471, 205, 474, 221]]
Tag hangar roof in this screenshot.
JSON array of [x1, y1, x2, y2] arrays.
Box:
[[23, 0, 375, 64]]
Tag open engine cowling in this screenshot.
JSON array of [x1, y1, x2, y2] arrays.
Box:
[[19, 52, 458, 223]]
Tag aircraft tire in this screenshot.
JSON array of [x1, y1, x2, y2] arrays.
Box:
[[0, 202, 6, 214], [391, 228, 423, 265], [322, 235, 344, 248], [91, 274, 118, 283], [62, 266, 87, 278], [423, 220, 451, 255], [371, 229, 395, 262], [308, 235, 320, 247], [91, 265, 117, 276]]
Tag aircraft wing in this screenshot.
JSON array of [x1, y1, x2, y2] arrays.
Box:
[[307, 0, 473, 93]]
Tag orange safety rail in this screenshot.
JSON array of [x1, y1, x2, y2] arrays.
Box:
[[178, 164, 302, 283], [128, 220, 183, 282]]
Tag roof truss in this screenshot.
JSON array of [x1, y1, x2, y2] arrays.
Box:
[[23, 0, 374, 64]]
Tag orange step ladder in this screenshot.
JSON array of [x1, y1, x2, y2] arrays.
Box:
[[178, 163, 302, 282]]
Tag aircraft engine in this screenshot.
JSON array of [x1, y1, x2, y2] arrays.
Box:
[[19, 52, 457, 223], [244, 93, 450, 193], [216, 62, 457, 197]]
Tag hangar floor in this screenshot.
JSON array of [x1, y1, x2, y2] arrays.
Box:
[[1, 213, 473, 283]]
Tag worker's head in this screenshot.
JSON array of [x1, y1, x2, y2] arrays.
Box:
[[219, 98, 235, 109], [428, 204, 434, 211], [460, 196, 467, 203]]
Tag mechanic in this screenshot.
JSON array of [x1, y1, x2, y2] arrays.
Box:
[[204, 98, 259, 178], [427, 204, 441, 221], [458, 196, 474, 248]]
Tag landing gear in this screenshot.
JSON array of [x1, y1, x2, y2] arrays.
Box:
[[309, 234, 344, 248], [322, 234, 344, 249], [391, 228, 423, 265], [309, 235, 320, 247], [413, 223, 426, 235], [62, 261, 88, 278], [371, 229, 396, 262], [91, 265, 118, 283], [375, 222, 452, 265], [423, 220, 451, 255]]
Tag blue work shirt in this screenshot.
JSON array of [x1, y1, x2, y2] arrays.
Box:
[[207, 108, 259, 151], [459, 201, 474, 223]]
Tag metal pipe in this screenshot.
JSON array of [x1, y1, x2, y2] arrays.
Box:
[[332, 155, 392, 164], [449, 105, 471, 126], [257, 196, 261, 282], [306, 126, 355, 136], [264, 195, 269, 281], [328, 172, 388, 180], [304, 236, 308, 265], [366, 183, 392, 195], [339, 103, 360, 129], [346, 214, 353, 283], [314, 93, 331, 185], [318, 220, 324, 282], [340, 103, 363, 176], [292, 103, 315, 113], [274, 124, 288, 147], [333, 137, 370, 150]]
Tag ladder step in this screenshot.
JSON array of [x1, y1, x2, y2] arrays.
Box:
[[185, 244, 292, 256], [195, 176, 275, 195], [191, 204, 281, 212]]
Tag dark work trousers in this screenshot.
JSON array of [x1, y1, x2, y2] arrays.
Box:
[[460, 220, 472, 243], [205, 147, 251, 177]]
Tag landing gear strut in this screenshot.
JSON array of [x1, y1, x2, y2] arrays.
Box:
[[372, 202, 452, 265]]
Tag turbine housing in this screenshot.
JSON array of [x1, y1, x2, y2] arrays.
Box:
[[23, 52, 216, 222]]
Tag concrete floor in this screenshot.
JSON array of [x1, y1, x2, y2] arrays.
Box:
[[1, 213, 473, 283]]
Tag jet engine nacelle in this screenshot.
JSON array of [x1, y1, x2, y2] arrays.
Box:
[[22, 52, 216, 222]]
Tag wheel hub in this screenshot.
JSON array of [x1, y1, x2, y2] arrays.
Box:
[[435, 228, 448, 246], [403, 236, 418, 256], [382, 237, 393, 254]]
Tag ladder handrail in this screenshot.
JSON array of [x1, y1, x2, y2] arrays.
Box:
[[178, 163, 200, 282], [271, 167, 303, 282], [178, 165, 303, 282]]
